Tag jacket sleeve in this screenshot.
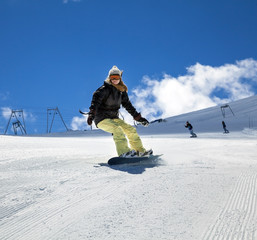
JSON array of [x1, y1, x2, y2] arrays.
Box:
[[121, 92, 140, 118], [89, 85, 109, 111]]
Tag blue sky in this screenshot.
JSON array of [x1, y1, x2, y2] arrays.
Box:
[[1, 0, 257, 134]]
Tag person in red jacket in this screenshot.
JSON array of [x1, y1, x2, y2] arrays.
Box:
[[87, 65, 152, 158]]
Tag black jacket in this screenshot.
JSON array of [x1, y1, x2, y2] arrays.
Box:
[[185, 122, 193, 130], [89, 81, 139, 126]]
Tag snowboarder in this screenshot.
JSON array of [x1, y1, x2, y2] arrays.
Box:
[[222, 121, 229, 133], [185, 121, 197, 138], [87, 65, 152, 158]]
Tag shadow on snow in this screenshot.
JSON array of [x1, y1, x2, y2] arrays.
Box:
[[97, 155, 164, 174]]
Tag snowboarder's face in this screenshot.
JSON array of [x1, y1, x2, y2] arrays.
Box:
[[110, 75, 121, 85]]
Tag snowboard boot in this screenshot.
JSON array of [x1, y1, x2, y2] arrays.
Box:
[[137, 149, 153, 157], [119, 150, 138, 158]]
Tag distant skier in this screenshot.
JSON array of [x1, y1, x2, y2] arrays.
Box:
[[222, 121, 229, 133], [185, 121, 197, 138], [86, 65, 152, 158]]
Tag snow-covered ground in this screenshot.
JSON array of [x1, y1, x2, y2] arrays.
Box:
[[1, 95, 257, 240]]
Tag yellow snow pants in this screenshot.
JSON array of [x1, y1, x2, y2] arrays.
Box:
[[97, 118, 146, 156]]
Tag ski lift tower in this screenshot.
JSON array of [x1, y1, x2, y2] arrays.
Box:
[[220, 104, 235, 118], [12, 121, 26, 135], [46, 107, 68, 133], [4, 109, 27, 135]]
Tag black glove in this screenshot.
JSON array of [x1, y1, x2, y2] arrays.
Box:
[[137, 117, 149, 126], [134, 113, 149, 126], [87, 109, 95, 126]]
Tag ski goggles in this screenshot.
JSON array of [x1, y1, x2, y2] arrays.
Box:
[[110, 75, 121, 80]]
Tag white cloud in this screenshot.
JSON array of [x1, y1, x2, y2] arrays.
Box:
[[0, 92, 10, 101], [63, 0, 82, 4], [23, 111, 37, 122], [1, 107, 12, 119], [71, 115, 94, 130], [129, 58, 257, 121], [1, 107, 36, 122]]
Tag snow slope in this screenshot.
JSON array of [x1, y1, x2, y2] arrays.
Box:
[[136, 94, 257, 135], [1, 95, 257, 240]]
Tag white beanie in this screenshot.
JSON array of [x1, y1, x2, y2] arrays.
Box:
[[108, 65, 122, 76]]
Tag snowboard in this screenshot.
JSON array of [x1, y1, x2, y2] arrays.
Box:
[[108, 154, 162, 165], [190, 135, 197, 138]]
